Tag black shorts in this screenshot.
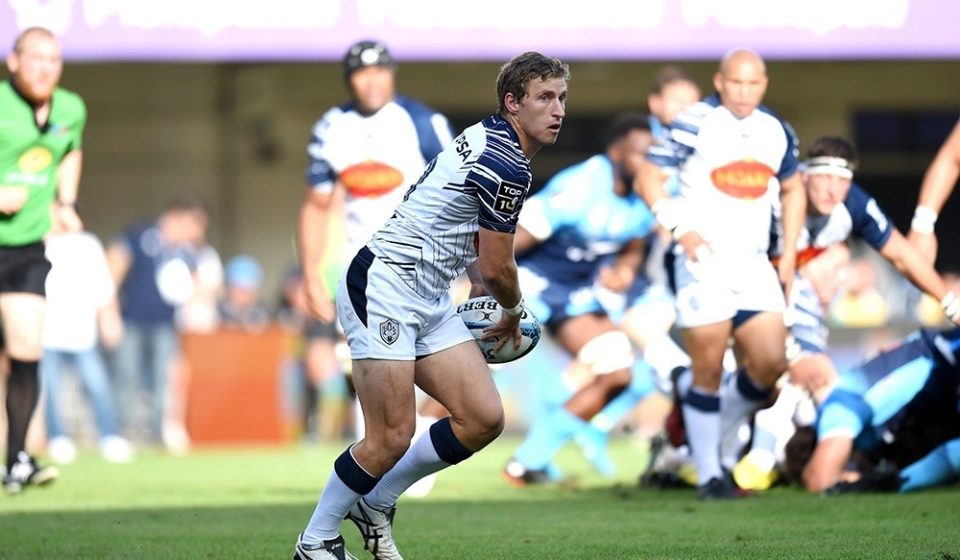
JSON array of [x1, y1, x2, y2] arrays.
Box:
[[304, 316, 338, 341], [0, 242, 51, 296]]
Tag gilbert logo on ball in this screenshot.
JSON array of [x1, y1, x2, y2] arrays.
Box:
[[456, 296, 541, 364]]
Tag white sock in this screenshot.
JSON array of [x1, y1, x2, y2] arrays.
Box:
[[643, 333, 691, 391], [303, 476, 361, 543], [682, 387, 723, 485], [365, 418, 471, 510], [720, 370, 773, 467], [303, 448, 378, 544]]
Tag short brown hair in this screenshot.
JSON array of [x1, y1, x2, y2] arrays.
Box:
[[651, 66, 697, 95], [496, 52, 569, 116], [807, 136, 859, 169]]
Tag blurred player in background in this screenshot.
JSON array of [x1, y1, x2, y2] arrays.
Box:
[[734, 136, 960, 490], [502, 114, 659, 483], [1, 27, 85, 494], [782, 328, 960, 495], [293, 52, 569, 560], [908, 118, 960, 265], [638, 48, 806, 499], [297, 39, 456, 458]]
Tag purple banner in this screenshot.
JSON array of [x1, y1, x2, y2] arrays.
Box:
[[1, 0, 958, 61]]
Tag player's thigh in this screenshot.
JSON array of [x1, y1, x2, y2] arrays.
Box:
[[622, 295, 677, 346], [0, 292, 45, 359], [733, 311, 788, 376], [680, 320, 732, 380], [352, 358, 417, 438], [413, 340, 502, 430], [554, 313, 618, 355]]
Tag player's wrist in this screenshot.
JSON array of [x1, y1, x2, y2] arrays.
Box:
[[502, 297, 524, 317], [942, 291, 960, 322], [910, 205, 937, 235], [652, 198, 693, 241]]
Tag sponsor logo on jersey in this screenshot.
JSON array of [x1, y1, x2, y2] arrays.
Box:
[[379, 318, 400, 345], [772, 245, 826, 268], [495, 182, 525, 214], [340, 160, 404, 197], [17, 146, 53, 174], [710, 159, 775, 199]]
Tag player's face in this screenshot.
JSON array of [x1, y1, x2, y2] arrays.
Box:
[[348, 65, 396, 115], [514, 77, 567, 151], [714, 60, 767, 119], [7, 33, 62, 104], [805, 172, 852, 215], [614, 129, 654, 186], [648, 81, 700, 125]]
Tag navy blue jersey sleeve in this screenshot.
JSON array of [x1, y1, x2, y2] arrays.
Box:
[[467, 152, 532, 234], [777, 120, 801, 180], [844, 183, 894, 250], [396, 95, 455, 163], [647, 96, 717, 171], [304, 105, 350, 193]]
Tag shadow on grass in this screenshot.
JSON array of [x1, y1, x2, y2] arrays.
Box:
[[2, 485, 959, 560]]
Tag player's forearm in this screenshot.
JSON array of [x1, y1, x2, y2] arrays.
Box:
[[479, 258, 521, 309], [916, 124, 960, 214], [779, 175, 807, 259], [57, 150, 83, 204], [882, 232, 948, 300], [636, 161, 670, 208], [613, 238, 645, 280], [298, 196, 330, 285]]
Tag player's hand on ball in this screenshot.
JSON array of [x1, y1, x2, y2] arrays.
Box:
[[484, 312, 521, 353], [457, 296, 541, 364]]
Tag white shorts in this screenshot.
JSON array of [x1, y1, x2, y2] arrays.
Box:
[[669, 249, 785, 328], [336, 247, 474, 360]]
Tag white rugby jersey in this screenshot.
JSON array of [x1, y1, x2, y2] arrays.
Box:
[[306, 95, 454, 256], [649, 94, 799, 256], [369, 115, 532, 299], [771, 182, 893, 267]]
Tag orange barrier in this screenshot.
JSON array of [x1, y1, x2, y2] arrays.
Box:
[[183, 326, 295, 445]]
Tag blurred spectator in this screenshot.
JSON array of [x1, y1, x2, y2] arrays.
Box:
[[218, 254, 270, 332], [276, 264, 349, 441], [41, 226, 133, 464], [830, 257, 890, 327], [105, 197, 216, 451]]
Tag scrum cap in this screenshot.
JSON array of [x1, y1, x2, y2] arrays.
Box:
[[343, 40, 397, 78]]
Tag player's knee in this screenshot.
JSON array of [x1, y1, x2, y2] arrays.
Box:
[[752, 354, 788, 385], [471, 402, 505, 445], [692, 366, 724, 388], [577, 330, 634, 375], [379, 424, 416, 464]]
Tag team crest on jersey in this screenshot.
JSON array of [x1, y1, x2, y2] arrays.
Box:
[[495, 181, 525, 214], [18, 146, 53, 174], [341, 160, 404, 197], [710, 159, 775, 200], [379, 318, 400, 345]]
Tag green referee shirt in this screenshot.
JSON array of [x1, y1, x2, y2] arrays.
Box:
[[0, 79, 86, 246]]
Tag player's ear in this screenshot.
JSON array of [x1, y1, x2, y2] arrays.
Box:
[[6, 52, 19, 74], [504, 92, 522, 116]]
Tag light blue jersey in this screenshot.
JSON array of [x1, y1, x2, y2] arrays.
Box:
[[817, 329, 960, 452], [517, 154, 655, 327]]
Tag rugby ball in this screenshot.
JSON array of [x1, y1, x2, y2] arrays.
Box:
[[456, 296, 541, 364]]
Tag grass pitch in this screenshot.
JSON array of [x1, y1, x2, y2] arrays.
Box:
[[1, 436, 958, 559]]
